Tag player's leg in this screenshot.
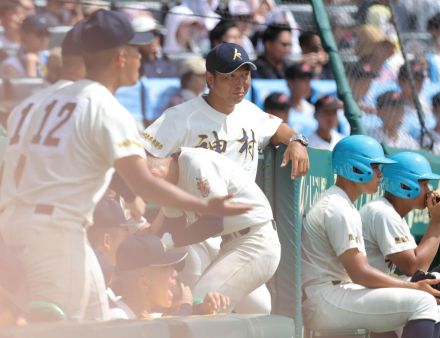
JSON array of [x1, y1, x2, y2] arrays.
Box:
[[192, 221, 280, 312], [233, 284, 272, 314], [303, 283, 438, 333]]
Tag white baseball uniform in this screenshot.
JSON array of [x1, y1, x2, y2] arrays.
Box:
[[360, 197, 417, 275], [143, 95, 282, 180], [162, 147, 281, 313], [144, 95, 282, 313], [308, 129, 344, 151], [0, 79, 146, 320], [302, 185, 438, 332]]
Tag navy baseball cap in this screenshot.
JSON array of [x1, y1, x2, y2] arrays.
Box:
[[92, 196, 146, 233], [80, 10, 154, 53], [285, 63, 314, 79], [206, 42, 256, 74], [376, 90, 404, 109], [315, 95, 343, 112], [61, 21, 84, 56], [21, 14, 50, 34], [115, 233, 188, 274], [264, 92, 290, 111]]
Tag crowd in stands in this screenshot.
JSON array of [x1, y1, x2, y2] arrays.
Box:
[[3, 0, 440, 330]]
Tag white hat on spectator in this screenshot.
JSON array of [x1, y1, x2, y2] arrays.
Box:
[[131, 15, 167, 35], [179, 57, 206, 76], [228, 0, 252, 17]]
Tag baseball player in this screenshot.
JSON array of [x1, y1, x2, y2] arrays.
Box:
[[302, 135, 440, 337], [143, 41, 309, 313], [360, 152, 440, 278], [0, 10, 250, 321], [146, 147, 281, 313]]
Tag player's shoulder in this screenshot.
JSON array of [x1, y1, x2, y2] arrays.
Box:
[[361, 197, 395, 216], [161, 96, 204, 119], [235, 99, 265, 115]]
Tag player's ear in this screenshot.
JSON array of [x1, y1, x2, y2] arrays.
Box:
[[206, 71, 215, 89], [114, 48, 126, 69]]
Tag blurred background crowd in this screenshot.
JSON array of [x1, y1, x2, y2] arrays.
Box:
[[1, 0, 440, 151]]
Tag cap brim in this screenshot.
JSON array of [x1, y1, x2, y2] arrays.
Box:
[[150, 248, 188, 268], [217, 61, 257, 74], [128, 31, 155, 46], [371, 157, 397, 164]]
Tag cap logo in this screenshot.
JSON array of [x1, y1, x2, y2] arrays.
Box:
[[233, 48, 242, 61]]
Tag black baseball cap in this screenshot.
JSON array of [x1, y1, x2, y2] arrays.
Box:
[[61, 21, 84, 56], [398, 61, 426, 81], [92, 196, 146, 232], [376, 90, 404, 109], [115, 233, 188, 274], [80, 9, 154, 53], [206, 42, 256, 74], [285, 62, 314, 79], [264, 92, 290, 111], [21, 14, 50, 34], [315, 95, 343, 112], [345, 61, 378, 79]]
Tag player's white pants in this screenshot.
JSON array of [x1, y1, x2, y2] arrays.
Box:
[[0, 205, 110, 320], [303, 282, 438, 332], [178, 238, 273, 314], [192, 220, 281, 313]]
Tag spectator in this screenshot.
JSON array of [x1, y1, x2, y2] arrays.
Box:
[[0, 14, 50, 78], [252, 24, 292, 79], [427, 92, 440, 154], [112, 233, 230, 319], [133, 15, 178, 78], [158, 57, 207, 116], [308, 95, 344, 150], [263, 92, 290, 123], [209, 20, 242, 49], [37, 0, 83, 26], [426, 13, 440, 83], [355, 24, 399, 82], [285, 62, 316, 136], [17, 0, 35, 16], [0, 0, 25, 51], [369, 90, 419, 149], [299, 31, 333, 79], [401, 0, 440, 32], [345, 61, 380, 131], [398, 61, 435, 139], [181, 0, 220, 31], [328, 11, 356, 50], [163, 5, 207, 55], [260, 6, 301, 57], [228, 0, 255, 57]]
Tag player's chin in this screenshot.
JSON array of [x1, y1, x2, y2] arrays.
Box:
[[231, 93, 245, 103]]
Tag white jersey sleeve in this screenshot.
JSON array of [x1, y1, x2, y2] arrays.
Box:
[[252, 106, 282, 149], [325, 203, 365, 257], [368, 207, 417, 257], [142, 106, 186, 157]]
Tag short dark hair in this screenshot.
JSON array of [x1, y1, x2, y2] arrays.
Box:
[[262, 24, 291, 44], [427, 12, 440, 31], [209, 20, 238, 48], [299, 31, 318, 49], [432, 92, 440, 110]]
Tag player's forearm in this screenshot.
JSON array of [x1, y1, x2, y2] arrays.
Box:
[[270, 123, 295, 145], [350, 265, 414, 289]]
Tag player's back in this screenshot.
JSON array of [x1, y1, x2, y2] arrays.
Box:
[[0, 79, 143, 224]]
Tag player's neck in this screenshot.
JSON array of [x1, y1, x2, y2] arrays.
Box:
[[384, 193, 412, 217], [204, 94, 235, 115], [335, 177, 362, 203], [86, 72, 118, 94]]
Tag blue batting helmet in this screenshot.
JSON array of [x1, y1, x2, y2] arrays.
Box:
[[382, 152, 440, 199], [332, 135, 395, 183]]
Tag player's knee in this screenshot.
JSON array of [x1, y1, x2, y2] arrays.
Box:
[[407, 291, 438, 322]]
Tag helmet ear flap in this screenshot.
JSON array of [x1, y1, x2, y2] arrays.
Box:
[[335, 157, 374, 183], [383, 175, 421, 199]]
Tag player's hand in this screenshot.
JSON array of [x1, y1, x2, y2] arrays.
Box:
[[200, 291, 230, 314], [413, 278, 440, 298], [281, 140, 310, 179], [427, 191, 440, 222], [204, 194, 252, 216], [179, 283, 193, 306], [125, 195, 146, 221]]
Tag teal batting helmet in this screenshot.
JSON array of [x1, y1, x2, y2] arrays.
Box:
[[332, 135, 395, 183], [382, 152, 440, 199]]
